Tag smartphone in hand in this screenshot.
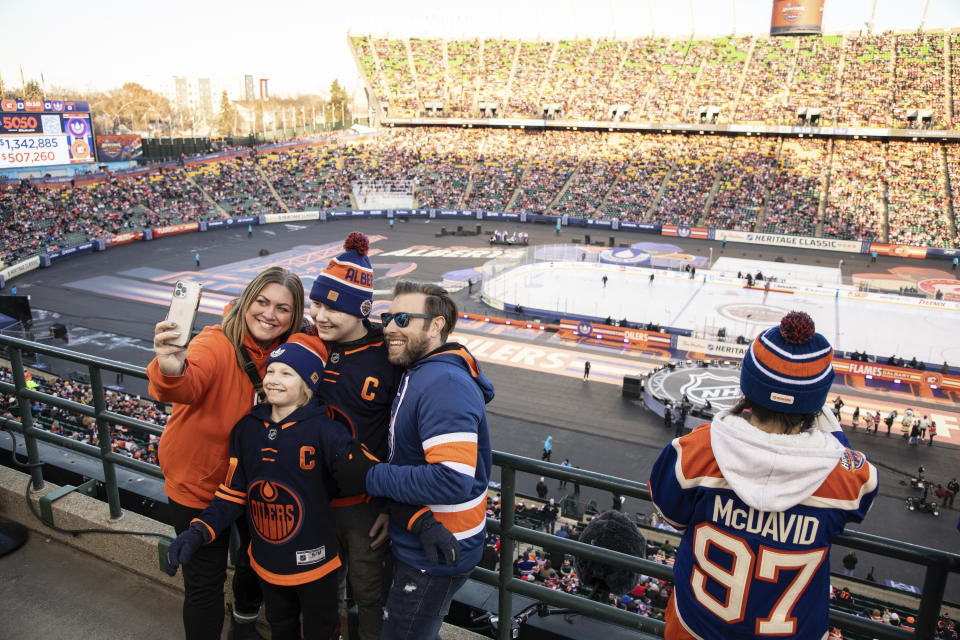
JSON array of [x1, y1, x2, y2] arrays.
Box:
[[166, 280, 203, 347]]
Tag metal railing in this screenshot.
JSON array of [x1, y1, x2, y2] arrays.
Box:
[[1, 333, 957, 639]]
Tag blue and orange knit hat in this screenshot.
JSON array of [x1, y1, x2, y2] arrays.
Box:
[[309, 232, 373, 318], [267, 334, 327, 394], [740, 311, 834, 414]]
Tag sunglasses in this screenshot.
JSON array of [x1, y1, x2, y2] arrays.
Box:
[[380, 312, 434, 328]]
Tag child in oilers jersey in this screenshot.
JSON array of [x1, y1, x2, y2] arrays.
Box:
[[649, 311, 878, 640], [164, 335, 459, 640]]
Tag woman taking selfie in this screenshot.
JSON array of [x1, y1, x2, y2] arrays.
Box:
[[148, 266, 305, 640]]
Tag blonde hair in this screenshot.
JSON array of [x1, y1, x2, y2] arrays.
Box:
[[296, 383, 314, 408], [222, 267, 304, 370]]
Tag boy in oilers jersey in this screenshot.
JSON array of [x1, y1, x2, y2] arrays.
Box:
[[305, 232, 404, 640], [649, 311, 878, 640], [164, 335, 456, 640]]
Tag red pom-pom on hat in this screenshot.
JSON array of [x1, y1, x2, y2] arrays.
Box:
[[779, 311, 816, 345], [344, 232, 369, 256]]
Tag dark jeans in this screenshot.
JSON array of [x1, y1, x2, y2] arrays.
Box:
[[382, 560, 469, 640], [168, 498, 262, 640], [333, 501, 390, 640], [260, 572, 339, 640]]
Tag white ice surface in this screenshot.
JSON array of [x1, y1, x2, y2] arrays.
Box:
[[487, 262, 960, 363]]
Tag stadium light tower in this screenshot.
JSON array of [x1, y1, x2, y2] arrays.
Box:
[[920, 0, 931, 31]]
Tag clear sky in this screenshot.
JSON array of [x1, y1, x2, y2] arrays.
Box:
[[1, 0, 958, 98]]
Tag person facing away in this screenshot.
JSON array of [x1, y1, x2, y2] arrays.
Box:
[[543, 435, 553, 461], [649, 311, 878, 640]]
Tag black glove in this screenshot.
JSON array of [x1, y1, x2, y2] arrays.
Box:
[[332, 440, 380, 496], [388, 502, 460, 567], [165, 525, 206, 576]]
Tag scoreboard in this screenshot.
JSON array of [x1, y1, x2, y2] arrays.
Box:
[[0, 98, 96, 170]]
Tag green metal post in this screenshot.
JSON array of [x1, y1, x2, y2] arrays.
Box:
[[497, 466, 516, 640], [9, 347, 44, 490], [89, 366, 123, 520], [917, 563, 949, 639]]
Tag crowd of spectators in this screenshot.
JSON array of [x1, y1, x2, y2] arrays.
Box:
[[760, 138, 826, 236], [4, 128, 960, 269], [837, 34, 894, 128], [1, 367, 168, 466], [188, 154, 281, 217], [945, 145, 960, 248], [411, 38, 445, 108], [953, 35, 960, 129], [892, 33, 946, 128], [823, 140, 887, 241], [736, 36, 796, 124], [446, 39, 482, 117], [0, 168, 211, 267], [685, 36, 753, 123], [702, 136, 777, 231], [373, 38, 420, 116], [653, 135, 727, 225], [886, 141, 953, 247], [357, 31, 952, 129], [787, 35, 843, 125]]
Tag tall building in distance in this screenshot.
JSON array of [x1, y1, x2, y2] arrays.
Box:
[[146, 75, 248, 118]]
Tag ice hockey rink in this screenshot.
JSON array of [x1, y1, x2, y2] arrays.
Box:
[[483, 258, 960, 364]]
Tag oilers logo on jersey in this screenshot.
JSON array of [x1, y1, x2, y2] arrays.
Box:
[[248, 480, 303, 544]]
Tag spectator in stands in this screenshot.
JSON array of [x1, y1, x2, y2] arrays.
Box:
[[536, 477, 548, 500], [148, 266, 305, 640], [842, 552, 858, 577], [649, 311, 878, 639], [542, 498, 559, 535]]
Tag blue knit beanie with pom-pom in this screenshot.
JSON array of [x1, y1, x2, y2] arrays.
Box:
[[309, 232, 373, 317], [739, 311, 834, 414]]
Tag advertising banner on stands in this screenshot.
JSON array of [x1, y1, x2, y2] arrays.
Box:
[[0, 256, 40, 282], [868, 243, 928, 259], [618, 221, 661, 233], [105, 231, 143, 246], [584, 218, 614, 228], [263, 211, 320, 223], [153, 222, 199, 238], [675, 336, 750, 359], [927, 247, 960, 259], [716, 229, 864, 253], [832, 359, 960, 391], [40, 240, 99, 266], [662, 225, 710, 240]]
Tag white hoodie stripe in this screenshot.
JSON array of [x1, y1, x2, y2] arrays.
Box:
[[428, 492, 487, 513], [422, 432, 478, 449], [440, 461, 476, 476]]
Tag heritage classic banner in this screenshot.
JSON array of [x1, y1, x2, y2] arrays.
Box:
[[716, 229, 865, 253]]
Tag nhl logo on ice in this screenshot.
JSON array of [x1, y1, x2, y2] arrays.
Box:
[[679, 372, 742, 406], [267, 427, 279, 441], [646, 365, 743, 412]]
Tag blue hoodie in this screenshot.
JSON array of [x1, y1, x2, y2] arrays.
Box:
[[365, 343, 494, 576]]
